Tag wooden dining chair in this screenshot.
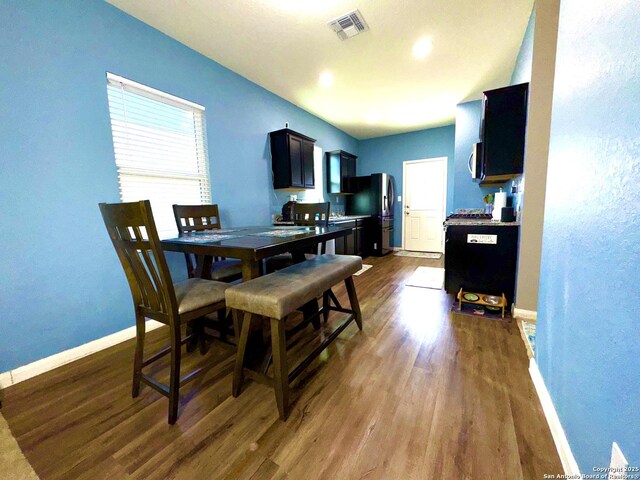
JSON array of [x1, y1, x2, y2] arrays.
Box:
[[291, 202, 330, 226], [266, 202, 331, 273], [172, 204, 243, 283], [99, 200, 230, 424]]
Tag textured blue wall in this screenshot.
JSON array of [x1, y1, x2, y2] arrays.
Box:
[[452, 101, 500, 210], [506, 5, 535, 217], [537, 0, 640, 470], [0, 0, 357, 372], [357, 126, 455, 247], [511, 6, 535, 86]]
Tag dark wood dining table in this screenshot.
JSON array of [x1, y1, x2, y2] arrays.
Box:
[[161, 225, 352, 281], [162, 225, 353, 351]]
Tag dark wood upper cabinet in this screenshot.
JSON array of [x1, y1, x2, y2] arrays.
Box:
[[326, 150, 357, 194], [270, 128, 316, 189], [480, 82, 529, 185]]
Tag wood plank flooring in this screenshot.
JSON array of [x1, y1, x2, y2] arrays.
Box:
[[2, 255, 563, 479]]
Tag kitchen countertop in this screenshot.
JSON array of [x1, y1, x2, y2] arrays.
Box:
[[443, 219, 520, 227], [273, 215, 371, 226], [328, 215, 371, 223]]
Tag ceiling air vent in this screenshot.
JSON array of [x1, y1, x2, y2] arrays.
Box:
[[328, 9, 369, 41]]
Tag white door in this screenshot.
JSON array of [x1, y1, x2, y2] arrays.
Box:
[[403, 158, 447, 253]]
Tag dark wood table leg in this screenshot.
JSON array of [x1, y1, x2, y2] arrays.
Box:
[[291, 249, 321, 330], [195, 255, 213, 280], [241, 260, 260, 282], [240, 259, 267, 366]]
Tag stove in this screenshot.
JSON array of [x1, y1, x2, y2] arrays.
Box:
[[446, 213, 492, 220]]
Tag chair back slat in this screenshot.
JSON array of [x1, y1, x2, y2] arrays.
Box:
[[100, 201, 176, 315], [292, 202, 330, 227], [292, 202, 331, 254], [173, 204, 221, 233], [173, 204, 222, 277]]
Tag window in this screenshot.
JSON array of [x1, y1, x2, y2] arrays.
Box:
[[106, 73, 211, 238]]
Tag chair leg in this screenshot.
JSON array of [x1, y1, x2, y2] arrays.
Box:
[[197, 320, 209, 355], [306, 298, 321, 330], [344, 277, 363, 330], [217, 309, 228, 341], [232, 311, 253, 397], [168, 321, 182, 425], [132, 312, 145, 398], [322, 291, 330, 323], [270, 317, 289, 421], [231, 308, 240, 340], [186, 322, 197, 353]]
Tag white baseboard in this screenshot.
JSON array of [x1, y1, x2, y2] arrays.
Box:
[[0, 371, 13, 389], [392, 247, 403, 251], [529, 358, 581, 476], [516, 319, 534, 359], [1, 320, 164, 388], [514, 308, 537, 322]]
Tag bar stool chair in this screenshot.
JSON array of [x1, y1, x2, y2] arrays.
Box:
[[172, 204, 243, 283], [266, 201, 331, 272], [99, 200, 230, 424]]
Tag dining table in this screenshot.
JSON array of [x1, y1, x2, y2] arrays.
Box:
[[162, 224, 354, 356], [161, 224, 353, 281]]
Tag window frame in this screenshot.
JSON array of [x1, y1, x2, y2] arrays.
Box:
[[105, 72, 212, 238]]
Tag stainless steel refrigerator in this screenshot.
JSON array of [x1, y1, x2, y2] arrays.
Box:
[[346, 173, 395, 256]]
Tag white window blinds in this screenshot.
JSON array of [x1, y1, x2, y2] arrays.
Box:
[[106, 73, 211, 238]]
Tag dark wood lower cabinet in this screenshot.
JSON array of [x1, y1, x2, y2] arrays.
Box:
[[333, 218, 371, 257]]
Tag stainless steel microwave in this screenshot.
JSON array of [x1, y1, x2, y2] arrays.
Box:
[[469, 142, 483, 182]]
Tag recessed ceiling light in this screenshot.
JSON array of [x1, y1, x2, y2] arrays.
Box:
[[366, 113, 381, 124], [412, 37, 433, 60], [319, 71, 334, 88]]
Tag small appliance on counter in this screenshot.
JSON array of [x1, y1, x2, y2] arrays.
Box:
[[492, 189, 508, 221], [500, 207, 516, 222], [281, 195, 297, 222]]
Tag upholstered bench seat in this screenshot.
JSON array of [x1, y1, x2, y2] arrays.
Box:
[[225, 254, 363, 421], [225, 254, 362, 319]]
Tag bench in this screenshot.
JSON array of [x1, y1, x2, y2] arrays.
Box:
[[225, 254, 363, 420]]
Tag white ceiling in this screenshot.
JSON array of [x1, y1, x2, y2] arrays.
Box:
[[106, 0, 533, 139]]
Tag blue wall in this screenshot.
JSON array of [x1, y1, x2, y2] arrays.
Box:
[[452, 5, 534, 217], [451, 101, 500, 210], [506, 5, 535, 217], [0, 0, 358, 372], [537, 0, 640, 470], [511, 6, 535, 86], [357, 126, 455, 247]]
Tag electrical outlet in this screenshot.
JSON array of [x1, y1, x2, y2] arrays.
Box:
[[397, 195, 402, 202], [609, 442, 628, 480]]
